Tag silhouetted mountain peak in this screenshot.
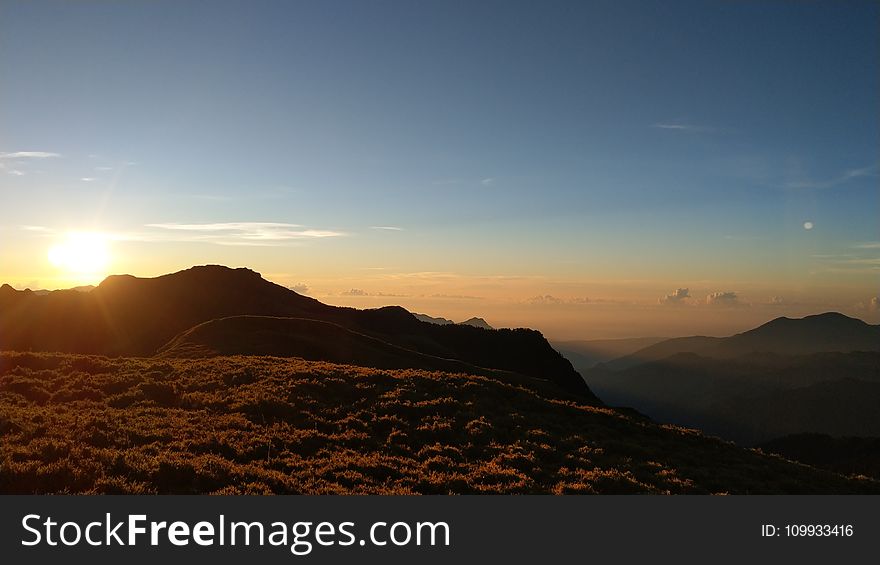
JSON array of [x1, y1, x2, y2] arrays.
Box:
[[756, 312, 869, 332], [96, 273, 137, 289], [413, 313, 455, 325], [0, 283, 16, 294], [728, 312, 879, 355], [461, 317, 493, 329], [0, 265, 595, 399]]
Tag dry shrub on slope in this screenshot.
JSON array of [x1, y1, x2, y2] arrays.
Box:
[[0, 352, 875, 494]]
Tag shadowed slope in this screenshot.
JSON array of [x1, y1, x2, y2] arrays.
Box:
[[587, 351, 880, 444], [159, 315, 567, 390]]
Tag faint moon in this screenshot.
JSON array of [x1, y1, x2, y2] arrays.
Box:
[[803, 221, 814, 230]]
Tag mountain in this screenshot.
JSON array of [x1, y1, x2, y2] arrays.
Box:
[[414, 313, 494, 329], [554, 337, 667, 371], [159, 315, 523, 381], [2, 350, 876, 493], [31, 285, 95, 296], [606, 312, 880, 370], [0, 265, 593, 399], [586, 350, 880, 444], [460, 317, 493, 329], [413, 313, 455, 325]]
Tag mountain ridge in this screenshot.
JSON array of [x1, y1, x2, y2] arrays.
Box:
[[605, 312, 879, 370], [0, 265, 593, 399]]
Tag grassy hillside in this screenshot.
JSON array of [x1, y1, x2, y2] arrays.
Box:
[[758, 434, 880, 480], [1, 351, 876, 494]]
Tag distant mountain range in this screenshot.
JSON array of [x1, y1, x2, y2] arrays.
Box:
[[0, 266, 593, 399], [413, 313, 494, 329], [583, 313, 880, 444], [605, 312, 880, 370]]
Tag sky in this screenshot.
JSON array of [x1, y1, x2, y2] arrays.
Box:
[[1, 0, 878, 339]]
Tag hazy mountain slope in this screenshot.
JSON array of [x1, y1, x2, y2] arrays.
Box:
[[606, 313, 880, 370], [605, 336, 722, 370], [555, 337, 667, 371], [716, 312, 880, 356], [0, 265, 591, 398], [587, 351, 880, 444], [1, 351, 876, 494]]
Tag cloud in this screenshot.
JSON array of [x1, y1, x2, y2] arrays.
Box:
[[1, 151, 60, 175], [525, 295, 591, 305], [526, 294, 564, 305], [80, 177, 96, 182], [341, 288, 368, 296], [769, 296, 785, 305], [652, 123, 713, 133], [289, 283, 310, 295], [481, 177, 496, 186], [0, 151, 61, 159], [370, 226, 403, 231], [337, 288, 408, 297], [143, 222, 345, 245], [785, 163, 878, 189], [706, 291, 742, 307], [659, 288, 690, 305], [870, 297, 879, 312], [854, 242, 880, 249]]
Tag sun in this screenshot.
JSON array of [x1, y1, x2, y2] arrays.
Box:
[[47, 232, 111, 280]]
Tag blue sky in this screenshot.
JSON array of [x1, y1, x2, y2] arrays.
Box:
[[1, 0, 877, 337]]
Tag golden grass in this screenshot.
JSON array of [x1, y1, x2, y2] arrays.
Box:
[[0, 351, 876, 494]]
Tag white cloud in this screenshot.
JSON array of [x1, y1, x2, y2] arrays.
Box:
[[769, 296, 784, 305], [0, 151, 61, 159], [135, 222, 345, 246], [80, 177, 96, 182], [481, 177, 496, 186], [652, 123, 713, 133], [289, 283, 310, 295], [659, 287, 690, 305], [370, 226, 404, 231], [0, 151, 60, 175], [785, 163, 878, 189], [706, 291, 742, 307]]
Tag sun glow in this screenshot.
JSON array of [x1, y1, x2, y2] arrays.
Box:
[[47, 232, 111, 280]]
